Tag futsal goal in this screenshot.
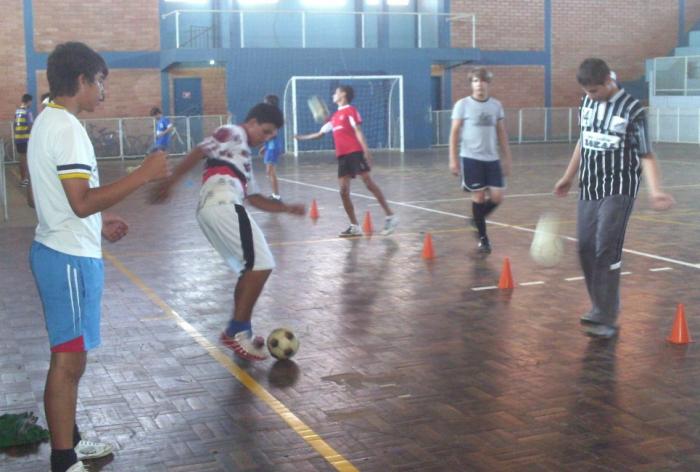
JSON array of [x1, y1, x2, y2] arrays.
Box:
[[283, 75, 404, 156]]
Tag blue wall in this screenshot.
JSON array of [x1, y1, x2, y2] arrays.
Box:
[[221, 49, 439, 149]]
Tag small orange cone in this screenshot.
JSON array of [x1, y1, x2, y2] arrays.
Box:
[[498, 257, 514, 289], [362, 211, 374, 235], [309, 199, 319, 220], [422, 233, 435, 260], [667, 303, 692, 344]]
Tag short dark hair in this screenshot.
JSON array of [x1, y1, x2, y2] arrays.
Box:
[[468, 67, 493, 83], [263, 94, 279, 107], [577, 58, 610, 86], [47, 42, 108, 98], [245, 103, 284, 128], [21, 94, 32, 103], [338, 85, 354, 103], [150, 107, 162, 116]]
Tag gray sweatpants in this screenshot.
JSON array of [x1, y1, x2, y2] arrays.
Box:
[[577, 194, 636, 327]]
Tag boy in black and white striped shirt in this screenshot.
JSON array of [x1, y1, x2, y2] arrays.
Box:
[[554, 58, 674, 338]]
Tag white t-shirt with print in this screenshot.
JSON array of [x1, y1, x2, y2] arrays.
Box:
[[28, 104, 102, 258], [197, 124, 260, 209]]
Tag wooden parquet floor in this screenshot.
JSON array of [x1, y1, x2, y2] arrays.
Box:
[[2, 143, 700, 471]]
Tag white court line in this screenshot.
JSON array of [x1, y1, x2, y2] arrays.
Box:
[[650, 267, 673, 272], [519, 281, 545, 286], [565, 276, 585, 281], [390, 192, 554, 205], [278, 178, 700, 270], [472, 285, 498, 291], [621, 271, 632, 276]]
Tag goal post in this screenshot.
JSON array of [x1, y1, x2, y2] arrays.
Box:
[[283, 75, 404, 156]]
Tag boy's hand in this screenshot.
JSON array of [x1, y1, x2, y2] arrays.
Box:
[[148, 181, 173, 204], [649, 191, 675, 211], [553, 177, 573, 197], [138, 150, 169, 183], [449, 160, 460, 176], [285, 203, 306, 215], [501, 160, 511, 177], [102, 214, 129, 242]]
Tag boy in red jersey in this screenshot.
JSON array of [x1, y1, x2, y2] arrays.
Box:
[[294, 85, 398, 237]]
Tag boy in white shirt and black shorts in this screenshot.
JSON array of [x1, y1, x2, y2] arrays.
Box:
[[449, 67, 513, 254]]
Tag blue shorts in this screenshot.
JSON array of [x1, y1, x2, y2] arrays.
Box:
[[29, 242, 104, 352], [264, 151, 281, 165], [461, 157, 504, 192]]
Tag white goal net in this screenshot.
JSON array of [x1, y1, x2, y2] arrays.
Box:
[[283, 75, 404, 156]]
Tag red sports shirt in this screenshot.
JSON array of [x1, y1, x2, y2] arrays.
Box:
[[321, 105, 363, 158]]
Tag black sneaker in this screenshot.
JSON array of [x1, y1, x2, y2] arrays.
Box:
[[477, 236, 491, 254], [339, 224, 363, 238]]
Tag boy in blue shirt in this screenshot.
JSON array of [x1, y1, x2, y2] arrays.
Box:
[[260, 95, 283, 200], [150, 107, 173, 151]]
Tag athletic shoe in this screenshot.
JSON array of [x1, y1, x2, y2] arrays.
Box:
[[584, 324, 618, 339], [380, 215, 399, 236], [75, 439, 113, 461], [66, 462, 89, 472], [269, 194, 281, 201], [477, 236, 491, 254], [339, 224, 363, 238], [19, 179, 29, 188], [220, 331, 268, 361]]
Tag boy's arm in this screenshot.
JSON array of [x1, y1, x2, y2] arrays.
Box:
[[641, 153, 675, 210], [247, 194, 305, 215], [294, 130, 325, 141], [496, 119, 512, 177], [62, 150, 168, 217], [553, 140, 582, 197], [149, 146, 205, 203], [448, 119, 463, 175], [353, 124, 372, 163]]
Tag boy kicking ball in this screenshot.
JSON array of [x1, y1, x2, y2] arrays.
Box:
[[294, 85, 398, 237], [150, 103, 305, 360]]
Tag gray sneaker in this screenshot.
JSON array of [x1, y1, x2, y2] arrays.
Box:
[[584, 324, 618, 339], [580, 310, 602, 325], [380, 215, 399, 236]]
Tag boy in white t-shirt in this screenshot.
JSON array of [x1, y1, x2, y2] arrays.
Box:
[[449, 67, 513, 254], [28, 42, 168, 472]]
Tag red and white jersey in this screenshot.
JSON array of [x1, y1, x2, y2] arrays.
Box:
[[197, 125, 259, 206], [320, 105, 363, 158]]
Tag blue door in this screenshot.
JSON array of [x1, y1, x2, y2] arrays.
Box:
[[174, 78, 203, 146]]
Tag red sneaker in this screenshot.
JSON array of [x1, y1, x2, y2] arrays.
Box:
[[220, 331, 268, 361]]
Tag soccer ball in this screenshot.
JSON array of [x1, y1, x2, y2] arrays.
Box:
[[530, 213, 564, 267], [267, 328, 300, 360]]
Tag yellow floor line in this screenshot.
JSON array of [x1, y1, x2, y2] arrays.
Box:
[[103, 251, 359, 472]]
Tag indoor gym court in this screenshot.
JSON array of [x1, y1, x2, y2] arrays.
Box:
[[2, 141, 700, 471]]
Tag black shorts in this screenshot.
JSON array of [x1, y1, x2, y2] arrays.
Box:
[[15, 142, 27, 154], [337, 151, 371, 178], [461, 157, 504, 191]]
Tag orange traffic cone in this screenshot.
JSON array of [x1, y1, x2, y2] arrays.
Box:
[[422, 233, 435, 260], [309, 199, 319, 220], [667, 303, 692, 344], [498, 257, 514, 289], [362, 211, 374, 235]]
